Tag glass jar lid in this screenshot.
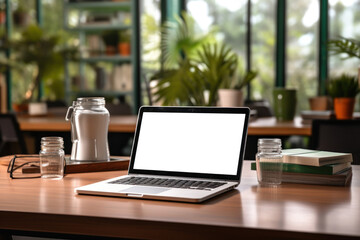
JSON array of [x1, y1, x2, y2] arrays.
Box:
[[41, 136, 64, 148], [76, 97, 105, 106], [258, 138, 281, 147]]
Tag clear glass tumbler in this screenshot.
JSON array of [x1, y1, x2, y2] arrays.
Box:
[[39, 137, 65, 179], [255, 138, 283, 186]]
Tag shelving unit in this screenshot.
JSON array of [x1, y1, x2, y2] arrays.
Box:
[[1, 0, 42, 111], [63, 0, 140, 113]]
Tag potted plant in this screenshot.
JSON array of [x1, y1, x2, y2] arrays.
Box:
[[2, 25, 78, 111], [308, 96, 332, 111], [218, 70, 257, 107], [150, 13, 239, 106], [101, 30, 118, 55], [118, 30, 131, 56], [152, 42, 238, 106], [328, 74, 360, 119], [12, 5, 29, 27]]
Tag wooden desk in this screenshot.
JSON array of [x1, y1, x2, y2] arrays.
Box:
[[18, 116, 311, 136], [248, 117, 311, 136], [0, 159, 359, 239], [18, 115, 138, 133]]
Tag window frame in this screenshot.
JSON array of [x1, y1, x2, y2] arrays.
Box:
[[164, 0, 330, 99]]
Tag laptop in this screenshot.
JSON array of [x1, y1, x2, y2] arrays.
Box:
[[75, 106, 250, 203]]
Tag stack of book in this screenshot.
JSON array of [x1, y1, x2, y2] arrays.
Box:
[[251, 148, 353, 186], [300, 110, 334, 124]]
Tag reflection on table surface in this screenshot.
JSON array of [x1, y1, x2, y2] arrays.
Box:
[[18, 115, 311, 135]]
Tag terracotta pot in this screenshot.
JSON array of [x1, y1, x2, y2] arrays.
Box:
[[13, 12, 29, 27], [333, 97, 355, 120], [118, 42, 131, 56], [105, 46, 116, 55], [309, 96, 332, 111], [12, 103, 28, 113], [217, 89, 243, 107], [28, 102, 47, 116], [0, 11, 5, 24]]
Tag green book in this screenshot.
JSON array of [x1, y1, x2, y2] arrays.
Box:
[[250, 161, 351, 175]]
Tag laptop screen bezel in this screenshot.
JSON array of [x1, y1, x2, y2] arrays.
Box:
[[128, 106, 250, 181]]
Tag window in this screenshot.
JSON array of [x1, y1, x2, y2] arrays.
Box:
[[141, 0, 161, 73], [163, 0, 360, 111], [287, 0, 318, 112], [140, 0, 161, 105], [329, 0, 360, 110], [187, 0, 247, 59], [251, 0, 276, 102], [329, 0, 360, 77]]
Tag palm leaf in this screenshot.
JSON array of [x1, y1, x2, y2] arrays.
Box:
[[160, 12, 213, 68], [151, 59, 203, 106], [196, 43, 238, 105], [328, 37, 360, 59]]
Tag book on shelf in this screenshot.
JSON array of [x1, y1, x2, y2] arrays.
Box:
[[110, 64, 133, 92], [281, 148, 352, 167], [0, 75, 7, 113], [250, 161, 351, 175]]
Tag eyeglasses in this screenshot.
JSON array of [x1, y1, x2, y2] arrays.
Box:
[[7, 155, 41, 179]]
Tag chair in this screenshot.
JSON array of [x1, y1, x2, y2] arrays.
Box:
[[244, 99, 273, 118], [105, 102, 132, 115], [244, 99, 275, 160], [0, 113, 27, 155], [310, 119, 360, 165]]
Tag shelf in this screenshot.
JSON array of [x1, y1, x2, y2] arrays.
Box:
[[64, 0, 140, 114], [65, 1, 131, 11], [69, 90, 133, 97], [66, 24, 131, 32], [78, 55, 131, 63]]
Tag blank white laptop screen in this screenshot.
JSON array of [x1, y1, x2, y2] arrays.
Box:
[[133, 112, 246, 175]]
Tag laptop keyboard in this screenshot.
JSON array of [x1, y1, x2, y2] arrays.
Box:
[[108, 177, 226, 191]]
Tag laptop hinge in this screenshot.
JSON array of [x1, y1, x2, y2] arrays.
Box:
[[127, 173, 239, 183]]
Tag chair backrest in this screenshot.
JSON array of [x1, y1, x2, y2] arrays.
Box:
[[105, 102, 132, 115], [310, 119, 360, 165], [0, 113, 27, 155], [244, 99, 273, 118]]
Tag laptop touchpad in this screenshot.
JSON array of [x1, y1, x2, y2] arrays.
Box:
[[120, 186, 170, 195]]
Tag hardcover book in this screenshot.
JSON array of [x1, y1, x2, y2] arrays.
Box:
[[250, 161, 351, 175], [250, 161, 352, 186], [280, 168, 352, 186], [281, 149, 353, 166]]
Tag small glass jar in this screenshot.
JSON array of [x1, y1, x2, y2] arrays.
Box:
[[255, 138, 283, 186], [39, 137, 65, 179]]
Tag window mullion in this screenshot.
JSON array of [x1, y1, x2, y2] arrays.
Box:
[[319, 0, 328, 96], [275, 0, 286, 87], [246, 0, 252, 101]]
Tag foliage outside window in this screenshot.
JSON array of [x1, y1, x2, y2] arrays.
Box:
[[185, 0, 360, 113], [286, 0, 318, 113]]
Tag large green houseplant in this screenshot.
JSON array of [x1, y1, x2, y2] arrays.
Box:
[[328, 74, 360, 119], [152, 42, 238, 106], [151, 13, 255, 106], [3, 25, 77, 104]]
